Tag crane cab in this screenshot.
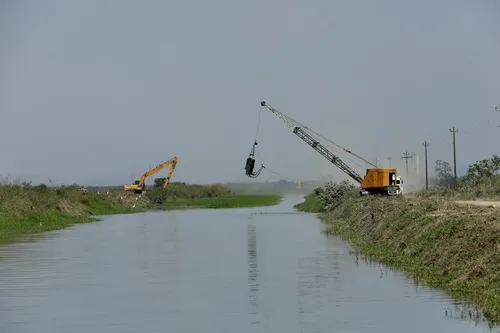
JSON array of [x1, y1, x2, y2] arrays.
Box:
[[396, 176, 403, 194], [360, 168, 403, 196]]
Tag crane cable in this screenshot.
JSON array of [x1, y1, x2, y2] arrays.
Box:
[[268, 106, 376, 169], [245, 105, 297, 183], [266, 106, 369, 170], [262, 166, 295, 182]]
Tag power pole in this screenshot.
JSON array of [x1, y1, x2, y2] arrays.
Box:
[[449, 126, 458, 183], [375, 158, 379, 167], [387, 156, 392, 167], [401, 150, 412, 180], [422, 141, 430, 190]]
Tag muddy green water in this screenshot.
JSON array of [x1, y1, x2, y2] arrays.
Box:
[[0, 194, 497, 332]]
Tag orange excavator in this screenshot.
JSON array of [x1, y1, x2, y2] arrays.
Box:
[[123, 156, 178, 194]]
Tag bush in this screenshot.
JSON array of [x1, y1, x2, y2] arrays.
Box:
[[145, 181, 233, 203], [318, 180, 357, 211]]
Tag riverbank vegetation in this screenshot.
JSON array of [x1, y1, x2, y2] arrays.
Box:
[[294, 154, 500, 325], [161, 194, 282, 209], [0, 179, 282, 240], [225, 179, 320, 195]]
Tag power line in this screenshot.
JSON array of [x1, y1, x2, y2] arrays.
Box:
[[449, 126, 458, 184], [496, 106, 500, 127], [401, 150, 412, 180], [422, 141, 430, 190]]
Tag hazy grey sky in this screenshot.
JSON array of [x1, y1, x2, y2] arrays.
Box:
[[2, 0, 500, 186]]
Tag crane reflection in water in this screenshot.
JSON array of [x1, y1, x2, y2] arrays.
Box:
[[247, 223, 260, 325]]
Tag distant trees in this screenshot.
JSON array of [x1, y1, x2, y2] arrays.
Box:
[[434, 160, 454, 186], [466, 155, 500, 179], [429, 155, 500, 197]]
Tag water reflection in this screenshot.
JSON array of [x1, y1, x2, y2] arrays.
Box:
[[247, 223, 259, 324], [0, 199, 498, 332]]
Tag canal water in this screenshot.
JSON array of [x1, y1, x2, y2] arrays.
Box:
[[0, 194, 497, 333]]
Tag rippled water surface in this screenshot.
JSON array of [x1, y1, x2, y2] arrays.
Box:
[[0, 194, 497, 332]]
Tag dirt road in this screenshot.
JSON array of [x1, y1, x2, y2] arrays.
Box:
[[454, 200, 500, 208]]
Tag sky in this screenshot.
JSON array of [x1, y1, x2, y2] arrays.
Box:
[[1, 0, 500, 186]]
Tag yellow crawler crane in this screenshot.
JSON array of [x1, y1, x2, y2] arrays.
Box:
[[258, 101, 403, 196], [124, 156, 178, 194]]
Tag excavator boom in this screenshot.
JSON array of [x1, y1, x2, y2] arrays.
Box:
[[124, 156, 178, 193], [162, 157, 178, 189]]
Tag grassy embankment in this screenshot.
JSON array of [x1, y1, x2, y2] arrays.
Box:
[[294, 156, 500, 325], [293, 191, 325, 213], [0, 180, 282, 241], [161, 195, 282, 208]]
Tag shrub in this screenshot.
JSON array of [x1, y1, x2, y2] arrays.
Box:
[[318, 180, 357, 211]]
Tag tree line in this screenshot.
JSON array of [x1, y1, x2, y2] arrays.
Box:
[[433, 154, 500, 188]]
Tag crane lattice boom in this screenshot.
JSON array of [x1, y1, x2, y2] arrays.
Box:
[[260, 101, 364, 185]]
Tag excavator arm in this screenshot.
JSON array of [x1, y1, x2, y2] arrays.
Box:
[[259, 101, 364, 185], [162, 157, 178, 189], [124, 156, 178, 193]]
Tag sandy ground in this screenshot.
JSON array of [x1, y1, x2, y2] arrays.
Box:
[[454, 200, 500, 208]]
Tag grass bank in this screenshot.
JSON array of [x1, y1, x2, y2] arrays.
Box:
[[0, 183, 146, 240], [293, 192, 325, 212], [0, 181, 282, 241], [162, 194, 282, 209], [323, 195, 500, 324], [294, 175, 500, 326]]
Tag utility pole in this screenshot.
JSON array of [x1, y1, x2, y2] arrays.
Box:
[[449, 126, 458, 184], [422, 141, 430, 190], [387, 156, 392, 167], [375, 158, 379, 167], [401, 150, 412, 180]]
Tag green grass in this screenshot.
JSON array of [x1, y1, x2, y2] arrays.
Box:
[[293, 192, 325, 212], [0, 210, 98, 241], [0, 183, 283, 242], [77, 195, 145, 215], [162, 194, 283, 209]]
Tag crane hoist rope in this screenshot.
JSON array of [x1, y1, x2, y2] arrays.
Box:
[[244, 106, 296, 182], [257, 101, 375, 170]]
